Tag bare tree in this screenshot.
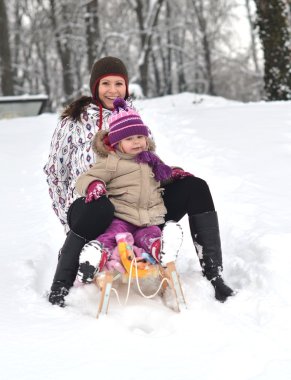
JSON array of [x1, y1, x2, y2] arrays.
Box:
[[1, 0, 269, 108], [49, 0, 75, 101], [165, 1, 172, 94], [85, 0, 101, 71], [128, 0, 165, 96], [191, 0, 216, 95], [174, 28, 187, 93], [158, 0, 188, 95], [152, 33, 167, 95], [151, 49, 163, 95], [12, 0, 23, 93], [0, 0, 14, 95], [32, 2, 55, 109], [245, 0, 260, 74], [287, 0, 291, 25]]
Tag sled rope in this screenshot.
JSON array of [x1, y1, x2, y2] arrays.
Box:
[[110, 257, 170, 306]]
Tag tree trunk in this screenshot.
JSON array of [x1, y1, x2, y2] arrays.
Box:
[[134, 0, 165, 96], [176, 32, 187, 93], [255, 0, 291, 100], [135, 0, 148, 95], [192, 0, 216, 95], [165, 1, 172, 94], [85, 0, 101, 72], [12, 0, 23, 94], [287, 1, 291, 25], [49, 0, 75, 101], [151, 51, 162, 96], [36, 41, 52, 111], [155, 33, 167, 95], [0, 0, 14, 95], [245, 0, 260, 74]]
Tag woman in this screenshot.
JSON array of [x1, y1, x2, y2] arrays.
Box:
[[44, 56, 234, 307]]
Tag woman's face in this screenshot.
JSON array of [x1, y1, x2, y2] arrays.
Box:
[[98, 76, 127, 110]]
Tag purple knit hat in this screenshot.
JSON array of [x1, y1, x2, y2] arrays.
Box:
[[108, 98, 148, 146]]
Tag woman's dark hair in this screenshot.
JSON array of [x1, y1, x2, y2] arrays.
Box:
[[61, 96, 95, 121]]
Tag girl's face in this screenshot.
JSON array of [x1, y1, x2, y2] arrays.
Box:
[[119, 135, 147, 155], [98, 76, 126, 109]]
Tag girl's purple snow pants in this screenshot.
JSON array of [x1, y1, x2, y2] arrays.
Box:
[[97, 218, 161, 253]]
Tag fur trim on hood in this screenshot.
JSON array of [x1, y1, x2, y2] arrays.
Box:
[[92, 130, 156, 157]]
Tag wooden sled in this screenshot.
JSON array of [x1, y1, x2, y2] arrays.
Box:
[[95, 239, 186, 318]]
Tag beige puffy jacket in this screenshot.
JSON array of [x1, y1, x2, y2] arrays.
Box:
[[75, 131, 167, 226]]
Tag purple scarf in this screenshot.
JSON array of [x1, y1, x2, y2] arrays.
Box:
[[135, 151, 172, 181]]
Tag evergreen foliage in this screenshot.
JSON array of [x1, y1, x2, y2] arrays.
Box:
[[255, 0, 291, 100]]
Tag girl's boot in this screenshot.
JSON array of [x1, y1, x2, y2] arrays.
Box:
[[77, 240, 108, 283], [151, 221, 183, 267], [189, 211, 234, 302]]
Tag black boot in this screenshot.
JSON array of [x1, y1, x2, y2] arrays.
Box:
[[189, 211, 234, 302], [48, 230, 87, 307]]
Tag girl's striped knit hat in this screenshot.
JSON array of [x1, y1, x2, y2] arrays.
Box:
[[108, 98, 148, 146]]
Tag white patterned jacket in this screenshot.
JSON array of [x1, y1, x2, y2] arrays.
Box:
[[43, 104, 112, 231]]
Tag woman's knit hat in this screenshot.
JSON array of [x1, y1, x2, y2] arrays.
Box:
[[90, 56, 129, 100], [108, 98, 148, 146]]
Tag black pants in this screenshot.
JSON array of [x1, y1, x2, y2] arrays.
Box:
[[66, 176, 215, 240], [163, 176, 215, 222], [67, 196, 115, 240]]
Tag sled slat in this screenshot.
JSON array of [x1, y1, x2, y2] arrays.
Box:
[[166, 261, 187, 311], [96, 272, 113, 318]]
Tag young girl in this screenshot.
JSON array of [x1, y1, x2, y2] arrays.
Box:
[[75, 98, 182, 280]]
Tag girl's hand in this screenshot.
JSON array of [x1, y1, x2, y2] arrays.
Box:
[[85, 181, 106, 203], [171, 168, 194, 180]]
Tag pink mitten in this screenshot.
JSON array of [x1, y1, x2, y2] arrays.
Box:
[[115, 232, 134, 245], [85, 181, 106, 203], [105, 246, 126, 273], [171, 168, 194, 180]]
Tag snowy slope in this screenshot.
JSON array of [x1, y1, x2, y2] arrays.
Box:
[[0, 93, 291, 380]]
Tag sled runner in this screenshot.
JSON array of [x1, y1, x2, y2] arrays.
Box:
[[95, 234, 186, 318]]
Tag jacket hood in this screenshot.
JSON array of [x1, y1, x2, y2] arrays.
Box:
[[92, 130, 156, 157]]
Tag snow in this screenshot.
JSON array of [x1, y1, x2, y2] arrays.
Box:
[[1, 93, 291, 380], [129, 83, 144, 99]]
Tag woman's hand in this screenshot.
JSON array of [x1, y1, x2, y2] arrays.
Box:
[[85, 181, 106, 203], [171, 168, 194, 180]]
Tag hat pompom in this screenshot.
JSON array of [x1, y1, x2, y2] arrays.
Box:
[[113, 97, 128, 112]]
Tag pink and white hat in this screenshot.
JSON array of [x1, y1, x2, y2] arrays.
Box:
[[108, 98, 148, 146]]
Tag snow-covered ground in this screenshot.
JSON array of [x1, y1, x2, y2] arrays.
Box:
[[1, 93, 291, 380]]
